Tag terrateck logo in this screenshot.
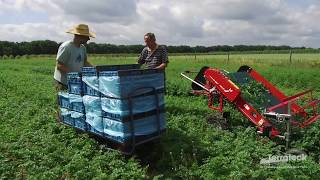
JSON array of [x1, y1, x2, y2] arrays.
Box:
[[260, 154, 307, 165]]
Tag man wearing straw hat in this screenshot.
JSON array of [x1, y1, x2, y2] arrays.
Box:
[[53, 24, 96, 90]]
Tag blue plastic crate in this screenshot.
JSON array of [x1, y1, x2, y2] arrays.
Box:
[[82, 67, 98, 76], [101, 92, 165, 121], [71, 111, 86, 130], [83, 95, 102, 116], [83, 82, 100, 96], [87, 124, 104, 136], [67, 72, 83, 95], [62, 116, 73, 126], [85, 114, 104, 136], [82, 67, 100, 97], [102, 113, 166, 144], [60, 108, 73, 126], [103, 133, 126, 143], [69, 94, 85, 113], [99, 69, 164, 98], [58, 92, 70, 109]]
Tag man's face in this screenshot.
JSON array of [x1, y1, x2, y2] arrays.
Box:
[[144, 36, 154, 47], [79, 35, 90, 44]]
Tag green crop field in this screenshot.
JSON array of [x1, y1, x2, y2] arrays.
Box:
[[0, 53, 320, 179]]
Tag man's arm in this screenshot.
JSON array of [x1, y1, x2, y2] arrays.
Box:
[[138, 48, 146, 65], [56, 42, 71, 73], [84, 60, 94, 67], [56, 61, 70, 73], [155, 63, 167, 70], [156, 46, 168, 70]]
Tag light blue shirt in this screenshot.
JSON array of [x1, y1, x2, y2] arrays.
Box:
[[53, 41, 87, 85]]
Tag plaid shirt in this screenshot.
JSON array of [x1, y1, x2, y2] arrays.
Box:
[[138, 45, 169, 69]]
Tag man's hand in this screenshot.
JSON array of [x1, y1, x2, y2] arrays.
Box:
[[85, 60, 94, 67], [155, 63, 167, 70], [56, 62, 70, 73]]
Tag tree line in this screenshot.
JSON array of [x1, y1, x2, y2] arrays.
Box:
[[0, 40, 317, 57]]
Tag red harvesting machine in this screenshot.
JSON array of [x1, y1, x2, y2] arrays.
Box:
[[181, 65, 320, 143]]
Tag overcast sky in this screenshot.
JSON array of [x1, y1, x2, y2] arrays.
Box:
[[1, 0, 320, 47]]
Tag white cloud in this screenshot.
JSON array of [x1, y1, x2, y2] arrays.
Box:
[[52, 0, 137, 24], [0, 23, 64, 42], [0, 0, 320, 47]]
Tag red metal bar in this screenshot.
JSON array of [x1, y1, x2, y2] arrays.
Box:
[[248, 69, 287, 99], [204, 69, 241, 102], [301, 99, 320, 111], [282, 89, 313, 102], [267, 90, 314, 118], [234, 96, 281, 138], [267, 98, 299, 112], [247, 68, 305, 114], [301, 114, 320, 128], [245, 69, 320, 129], [208, 93, 224, 113], [291, 120, 302, 127]]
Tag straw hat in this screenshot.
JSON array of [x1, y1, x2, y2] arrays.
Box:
[[66, 24, 96, 38]]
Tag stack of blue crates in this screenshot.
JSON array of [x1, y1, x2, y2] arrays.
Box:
[[58, 92, 72, 125], [67, 72, 83, 95], [57, 64, 166, 146], [99, 69, 166, 143], [82, 67, 103, 136], [65, 72, 86, 130]]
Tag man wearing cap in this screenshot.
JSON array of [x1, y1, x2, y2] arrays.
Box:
[[53, 24, 96, 90]]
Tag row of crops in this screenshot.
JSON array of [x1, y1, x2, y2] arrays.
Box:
[[0, 54, 320, 179]]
